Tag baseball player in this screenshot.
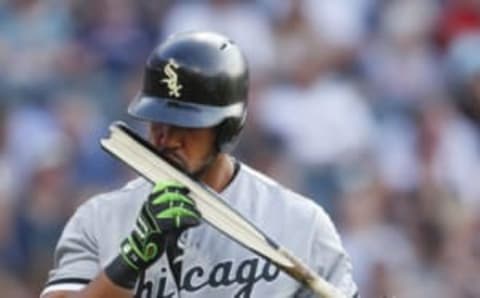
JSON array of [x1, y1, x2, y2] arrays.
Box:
[[41, 31, 358, 298]]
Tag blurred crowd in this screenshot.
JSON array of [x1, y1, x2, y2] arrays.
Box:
[[1, 0, 480, 297]]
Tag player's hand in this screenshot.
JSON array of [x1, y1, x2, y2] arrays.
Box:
[[106, 181, 201, 289], [122, 181, 201, 271]]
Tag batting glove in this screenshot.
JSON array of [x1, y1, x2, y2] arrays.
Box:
[[105, 181, 201, 289]]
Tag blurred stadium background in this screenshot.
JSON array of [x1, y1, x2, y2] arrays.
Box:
[[1, 0, 480, 297]]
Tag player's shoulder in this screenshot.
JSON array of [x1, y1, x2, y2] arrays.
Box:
[[237, 163, 340, 244], [239, 163, 309, 198], [237, 162, 280, 189], [74, 177, 150, 216], [237, 163, 325, 215]]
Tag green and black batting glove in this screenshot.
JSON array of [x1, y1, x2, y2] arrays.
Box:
[[105, 181, 201, 289]]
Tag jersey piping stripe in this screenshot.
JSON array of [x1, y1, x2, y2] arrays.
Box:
[[45, 277, 91, 287], [40, 282, 88, 297]]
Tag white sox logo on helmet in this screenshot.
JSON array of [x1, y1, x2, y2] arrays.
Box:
[[161, 59, 183, 98]]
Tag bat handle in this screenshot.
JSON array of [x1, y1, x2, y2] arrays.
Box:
[[165, 233, 184, 294], [278, 248, 346, 298], [308, 277, 346, 298]]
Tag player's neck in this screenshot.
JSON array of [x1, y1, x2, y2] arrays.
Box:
[[199, 153, 235, 193]]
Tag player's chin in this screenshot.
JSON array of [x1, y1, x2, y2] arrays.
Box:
[[164, 153, 189, 172], [169, 157, 203, 178], [168, 155, 212, 178]]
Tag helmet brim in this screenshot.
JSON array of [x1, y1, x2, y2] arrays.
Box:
[[128, 94, 245, 128]]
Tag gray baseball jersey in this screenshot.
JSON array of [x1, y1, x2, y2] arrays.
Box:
[[41, 163, 358, 297]]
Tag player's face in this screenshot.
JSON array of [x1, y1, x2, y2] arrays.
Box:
[[149, 123, 217, 175]]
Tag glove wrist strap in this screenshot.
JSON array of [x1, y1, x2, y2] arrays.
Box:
[[105, 255, 140, 289]]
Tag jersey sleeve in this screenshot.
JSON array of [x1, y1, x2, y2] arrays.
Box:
[[40, 201, 100, 296], [311, 207, 359, 298]]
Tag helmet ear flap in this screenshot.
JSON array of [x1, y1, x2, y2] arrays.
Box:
[[216, 111, 247, 152]]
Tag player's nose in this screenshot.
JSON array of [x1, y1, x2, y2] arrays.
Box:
[[152, 123, 183, 149]]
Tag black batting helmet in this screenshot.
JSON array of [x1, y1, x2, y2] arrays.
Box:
[[128, 31, 249, 152]]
